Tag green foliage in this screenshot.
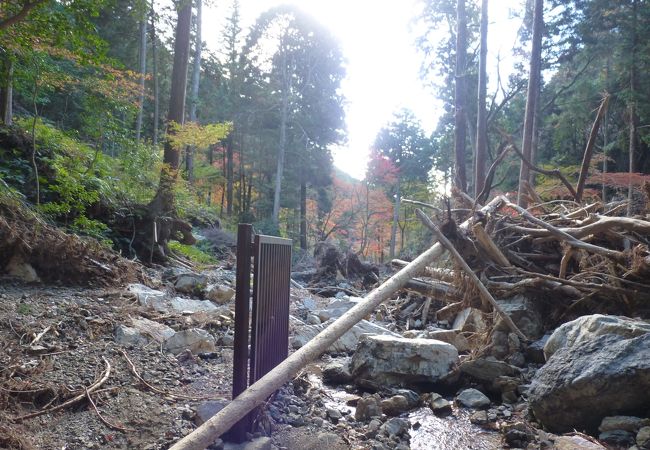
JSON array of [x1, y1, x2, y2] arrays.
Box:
[[168, 240, 217, 265], [116, 140, 162, 203]]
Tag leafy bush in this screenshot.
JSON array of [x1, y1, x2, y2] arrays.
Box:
[[168, 240, 218, 265]]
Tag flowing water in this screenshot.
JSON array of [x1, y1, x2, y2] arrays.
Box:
[[308, 373, 502, 449]]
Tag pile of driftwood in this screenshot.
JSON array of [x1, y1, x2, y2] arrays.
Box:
[[393, 194, 650, 336]]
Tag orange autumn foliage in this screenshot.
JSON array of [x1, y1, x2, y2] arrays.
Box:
[[308, 172, 394, 261]]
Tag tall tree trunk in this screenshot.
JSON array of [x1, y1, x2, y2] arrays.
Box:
[[389, 179, 401, 259], [454, 0, 468, 192], [300, 179, 307, 249], [0, 55, 13, 125], [627, 0, 638, 217], [474, 0, 488, 198], [517, 0, 543, 207], [226, 134, 234, 215], [272, 37, 290, 227], [186, 0, 202, 184], [135, 18, 147, 142], [150, 3, 160, 147], [149, 0, 192, 216]]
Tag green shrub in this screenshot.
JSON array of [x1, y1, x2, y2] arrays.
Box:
[[168, 240, 218, 265]]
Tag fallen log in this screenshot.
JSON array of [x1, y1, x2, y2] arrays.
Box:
[[390, 259, 457, 282], [168, 196, 505, 450]]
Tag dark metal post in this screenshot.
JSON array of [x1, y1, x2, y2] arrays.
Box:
[[227, 223, 253, 442]]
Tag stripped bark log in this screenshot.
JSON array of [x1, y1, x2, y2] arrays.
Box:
[[415, 208, 528, 341], [390, 259, 456, 282], [472, 223, 512, 267], [511, 215, 650, 240], [502, 198, 626, 262], [575, 94, 610, 203], [168, 197, 505, 450]]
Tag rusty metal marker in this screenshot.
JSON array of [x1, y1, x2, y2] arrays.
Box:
[[227, 224, 291, 442]]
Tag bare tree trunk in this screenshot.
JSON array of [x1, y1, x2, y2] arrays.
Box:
[[389, 179, 401, 259], [576, 95, 609, 203], [627, 0, 638, 217], [517, 0, 543, 207], [300, 179, 307, 249], [135, 18, 147, 142], [474, 0, 488, 198], [454, 0, 468, 192], [186, 0, 202, 184], [148, 0, 192, 218], [0, 55, 13, 125], [150, 2, 160, 147], [272, 37, 290, 227], [226, 135, 234, 215]]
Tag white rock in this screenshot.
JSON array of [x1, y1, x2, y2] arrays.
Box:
[[114, 325, 148, 346], [544, 314, 650, 360], [164, 328, 216, 355], [5, 255, 40, 282], [128, 284, 169, 311], [131, 317, 175, 342], [350, 335, 458, 386], [171, 297, 219, 314], [291, 318, 400, 354], [453, 308, 487, 333], [205, 284, 235, 304]]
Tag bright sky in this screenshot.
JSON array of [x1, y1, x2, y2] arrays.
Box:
[[204, 0, 523, 180]]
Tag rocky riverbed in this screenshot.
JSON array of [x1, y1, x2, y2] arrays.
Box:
[[1, 260, 650, 450]]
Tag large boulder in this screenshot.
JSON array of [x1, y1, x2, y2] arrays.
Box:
[[528, 332, 650, 433], [544, 314, 650, 360], [350, 335, 458, 387]]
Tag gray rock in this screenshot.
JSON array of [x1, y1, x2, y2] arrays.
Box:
[[292, 319, 400, 354], [205, 284, 235, 304], [131, 317, 175, 342], [429, 393, 452, 414], [241, 437, 272, 450], [469, 410, 488, 424], [599, 416, 650, 433], [638, 426, 650, 448], [305, 314, 321, 325], [128, 283, 169, 311], [164, 328, 216, 355], [459, 357, 520, 382], [544, 314, 650, 360], [327, 408, 343, 422], [355, 395, 382, 421], [393, 389, 420, 407], [381, 395, 410, 416], [350, 335, 458, 387], [425, 329, 470, 352], [529, 333, 650, 433], [194, 400, 228, 425], [456, 388, 490, 409], [171, 297, 219, 314], [495, 295, 543, 339], [379, 417, 410, 437], [598, 430, 635, 446], [174, 273, 208, 294], [553, 435, 606, 449], [322, 361, 353, 384], [316, 298, 360, 322], [526, 334, 550, 364], [114, 325, 148, 346], [453, 308, 487, 333]]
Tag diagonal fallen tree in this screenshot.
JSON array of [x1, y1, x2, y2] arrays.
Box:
[[169, 196, 505, 450]]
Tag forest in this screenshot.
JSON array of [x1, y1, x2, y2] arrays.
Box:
[[0, 0, 648, 262], [2, 2, 650, 449]]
